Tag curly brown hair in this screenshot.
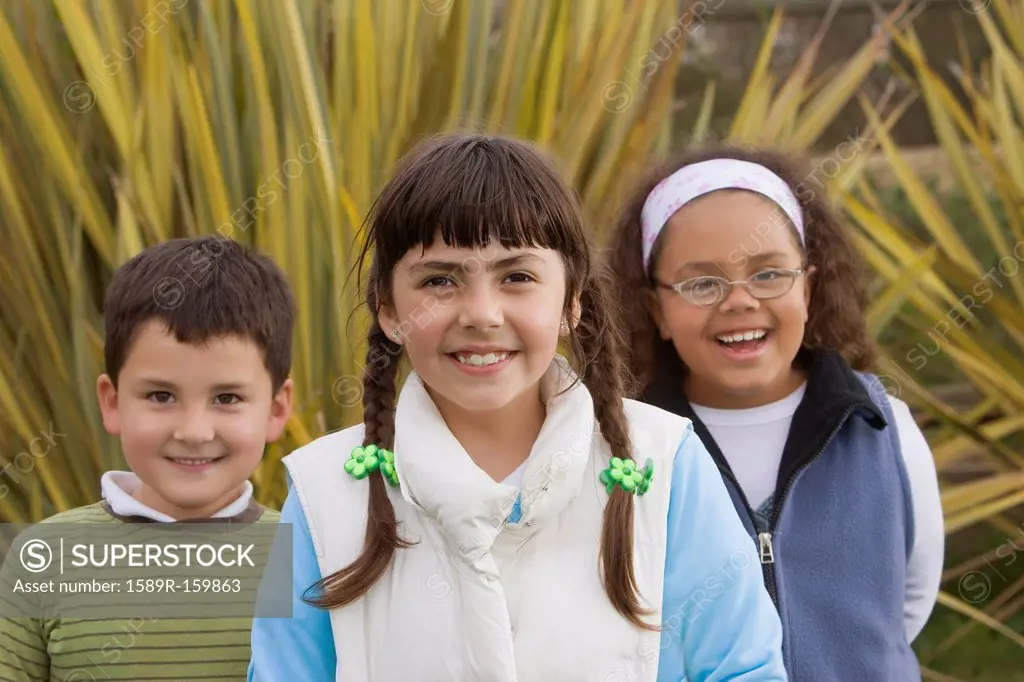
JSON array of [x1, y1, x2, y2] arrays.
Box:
[[607, 144, 877, 392], [305, 132, 656, 630]]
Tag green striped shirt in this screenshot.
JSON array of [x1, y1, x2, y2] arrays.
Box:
[[0, 501, 280, 681]]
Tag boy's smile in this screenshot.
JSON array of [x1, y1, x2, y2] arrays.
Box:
[[97, 319, 292, 520]]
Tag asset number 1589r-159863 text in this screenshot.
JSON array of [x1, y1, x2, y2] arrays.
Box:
[[126, 578, 242, 593]]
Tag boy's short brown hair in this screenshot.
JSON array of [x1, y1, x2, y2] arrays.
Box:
[[103, 236, 295, 391]]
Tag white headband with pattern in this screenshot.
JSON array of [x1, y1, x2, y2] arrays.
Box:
[[640, 159, 804, 272]]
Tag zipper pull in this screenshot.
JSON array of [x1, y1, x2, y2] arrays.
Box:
[[758, 532, 775, 564]]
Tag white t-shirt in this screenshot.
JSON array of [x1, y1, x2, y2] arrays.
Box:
[[692, 383, 945, 643], [691, 383, 805, 511]]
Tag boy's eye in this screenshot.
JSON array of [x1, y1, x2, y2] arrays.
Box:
[[214, 394, 242, 406], [147, 391, 174, 404]]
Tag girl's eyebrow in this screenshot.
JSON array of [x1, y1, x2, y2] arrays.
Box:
[[745, 251, 791, 266], [407, 254, 542, 277], [674, 251, 792, 276], [676, 260, 719, 273]]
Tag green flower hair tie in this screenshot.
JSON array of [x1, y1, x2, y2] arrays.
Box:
[[344, 444, 400, 487], [600, 456, 654, 496], [379, 448, 400, 487]]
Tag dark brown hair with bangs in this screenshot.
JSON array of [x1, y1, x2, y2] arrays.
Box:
[[304, 132, 657, 630], [607, 144, 876, 391]]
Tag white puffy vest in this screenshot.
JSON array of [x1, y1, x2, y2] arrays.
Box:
[[284, 358, 690, 681]]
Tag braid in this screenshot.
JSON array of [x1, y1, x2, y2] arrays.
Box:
[[571, 260, 657, 631], [362, 321, 400, 449], [304, 318, 413, 609]]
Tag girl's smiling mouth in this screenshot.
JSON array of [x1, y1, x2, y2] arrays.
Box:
[[714, 328, 771, 359], [447, 349, 518, 373]]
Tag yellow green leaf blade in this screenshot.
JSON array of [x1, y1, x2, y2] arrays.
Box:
[[0, 7, 115, 268], [866, 245, 938, 337], [860, 98, 981, 277], [935, 590, 1024, 650]]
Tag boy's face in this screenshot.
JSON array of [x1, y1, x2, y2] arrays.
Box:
[[97, 320, 292, 520]]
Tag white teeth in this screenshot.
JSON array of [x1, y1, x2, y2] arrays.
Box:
[[716, 329, 767, 344], [455, 352, 510, 366], [171, 458, 216, 465]]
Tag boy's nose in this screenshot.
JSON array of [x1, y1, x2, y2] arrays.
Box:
[[457, 287, 503, 330], [173, 408, 216, 445]]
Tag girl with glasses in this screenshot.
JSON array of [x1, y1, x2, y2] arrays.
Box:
[[607, 147, 945, 682]]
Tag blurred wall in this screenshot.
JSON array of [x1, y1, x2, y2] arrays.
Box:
[[680, 1, 992, 151]]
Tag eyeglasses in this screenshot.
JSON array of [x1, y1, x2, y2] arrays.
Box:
[[655, 268, 805, 308]]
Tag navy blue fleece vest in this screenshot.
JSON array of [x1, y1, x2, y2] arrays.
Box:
[[718, 372, 919, 681], [642, 350, 921, 681]]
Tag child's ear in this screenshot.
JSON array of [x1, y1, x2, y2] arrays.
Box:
[[643, 290, 672, 341], [560, 295, 582, 338], [96, 374, 122, 436], [376, 300, 402, 345], [266, 378, 294, 442]]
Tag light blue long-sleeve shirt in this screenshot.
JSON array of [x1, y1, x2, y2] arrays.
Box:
[[248, 428, 787, 681]]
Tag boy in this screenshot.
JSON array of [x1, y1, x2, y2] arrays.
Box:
[[0, 235, 294, 680]]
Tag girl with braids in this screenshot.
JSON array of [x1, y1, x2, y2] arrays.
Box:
[[248, 133, 786, 681], [607, 146, 944, 682]]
